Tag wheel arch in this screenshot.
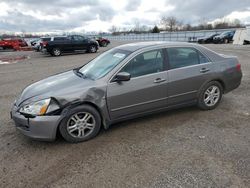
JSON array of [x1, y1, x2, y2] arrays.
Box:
[[212, 79, 225, 93], [198, 78, 226, 97], [55, 101, 109, 139]]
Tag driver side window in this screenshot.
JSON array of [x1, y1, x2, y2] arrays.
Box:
[[72, 36, 84, 41], [121, 49, 164, 78]]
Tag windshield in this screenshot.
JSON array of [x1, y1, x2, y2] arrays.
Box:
[[220, 31, 230, 37], [210, 34, 217, 37], [79, 48, 131, 80]]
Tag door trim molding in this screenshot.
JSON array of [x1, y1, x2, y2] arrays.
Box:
[[110, 90, 197, 112], [111, 96, 168, 112], [168, 90, 197, 98]]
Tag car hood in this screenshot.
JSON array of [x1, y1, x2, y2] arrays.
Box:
[[16, 70, 94, 106]]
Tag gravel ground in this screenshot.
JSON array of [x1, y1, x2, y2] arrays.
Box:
[[0, 41, 249, 188]]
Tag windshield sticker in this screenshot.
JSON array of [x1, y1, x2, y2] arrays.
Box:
[[113, 53, 126, 59]]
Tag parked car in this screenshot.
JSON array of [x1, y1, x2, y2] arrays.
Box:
[[41, 35, 99, 56], [30, 39, 40, 46], [213, 31, 235, 43], [95, 37, 110, 47], [197, 34, 219, 44], [0, 38, 27, 50], [30, 39, 41, 51], [11, 42, 242, 142]]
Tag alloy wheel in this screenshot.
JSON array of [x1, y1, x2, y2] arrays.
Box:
[[90, 46, 96, 53], [203, 85, 220, 107], [67, 112, 96, 138], [53, 49, 61, 56]]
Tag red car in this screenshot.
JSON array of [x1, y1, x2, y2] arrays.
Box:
[[0, 38, 28, 50], [95, 37, 110, 47]]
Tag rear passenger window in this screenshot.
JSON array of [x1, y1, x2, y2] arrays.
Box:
[[167, 47, 209, 69], [54, 37, 66, 41], [42, 38, 51, 42], [121, 49, 164, 78], [199, 53, 210, 64]]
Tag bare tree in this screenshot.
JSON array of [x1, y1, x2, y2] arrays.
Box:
[[161, 16, 178, 32], [109, 25, 118, 34], [183, 24, 192, 31], [177, 20, 184, 31], [21, 29, 26, 37], [134, 20, 141, 32], [231, 19, 242, 27]]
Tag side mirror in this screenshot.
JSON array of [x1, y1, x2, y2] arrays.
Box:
[[114, 72, 131, 82]]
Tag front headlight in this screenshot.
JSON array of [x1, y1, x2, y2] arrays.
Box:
[[19, 98, 52, 116]]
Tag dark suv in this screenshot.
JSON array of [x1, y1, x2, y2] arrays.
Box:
[[213, 31, 235, 44], [42, 35, 99, 56]]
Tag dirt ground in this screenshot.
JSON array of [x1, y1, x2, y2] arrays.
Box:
[[0, 41, 249, 188]]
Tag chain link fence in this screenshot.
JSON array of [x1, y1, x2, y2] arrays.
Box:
[[95, 28, 239, 42]]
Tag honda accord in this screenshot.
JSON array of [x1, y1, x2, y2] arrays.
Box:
[[11, 42, 242, 142]]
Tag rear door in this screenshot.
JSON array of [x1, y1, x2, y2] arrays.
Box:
[[166, 47, 214, 106], [107, 49, 168, 120], [53, 37, 70, 51]]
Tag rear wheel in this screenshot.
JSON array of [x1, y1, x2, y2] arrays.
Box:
[[88, 45, 97, 53], [101, 41, 107, 47], [52, 48, 61, 56], [198, 81, 223, 110], [59, 105, 101, 143]]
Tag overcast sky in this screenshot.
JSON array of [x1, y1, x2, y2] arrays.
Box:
[[0, 0, 250, 33]]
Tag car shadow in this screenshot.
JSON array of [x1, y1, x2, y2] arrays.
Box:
[[17, 105, 199, 146], [107, 105, 199, 133]]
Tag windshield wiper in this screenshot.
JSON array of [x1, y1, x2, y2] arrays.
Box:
[[73, 68, 87, 79]]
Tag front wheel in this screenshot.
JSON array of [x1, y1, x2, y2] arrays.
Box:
[[59, 105, 101, 143], [198, 81, 223, 110]]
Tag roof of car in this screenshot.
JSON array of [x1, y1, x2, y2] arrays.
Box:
[[41, 36, 66, 39], [116, 41, 201, 52], [116, 41, 225, 62]]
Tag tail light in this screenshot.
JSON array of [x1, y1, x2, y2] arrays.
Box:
[[236, 63, 241, 71], [42, 41, 48, 47]]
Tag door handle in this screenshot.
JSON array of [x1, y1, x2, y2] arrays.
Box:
[[200, 68, 210, 73], [154, 78, 166, 83]]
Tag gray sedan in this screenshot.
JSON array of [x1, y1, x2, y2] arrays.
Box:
[[11, 42, 242, 142]]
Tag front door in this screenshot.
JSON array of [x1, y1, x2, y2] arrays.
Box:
[[107, 49, 168, 120]]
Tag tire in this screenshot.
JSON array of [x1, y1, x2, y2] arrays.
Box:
[[197, 81, 223, 110], [101, 41, 107, 47], [52, 48, 61, 56], [88, 45, 97, 53], [224, 39, 229, 44], [59, 105, 101, 143]]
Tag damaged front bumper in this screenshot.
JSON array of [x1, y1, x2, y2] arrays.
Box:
[[11, 105, 61, 141]]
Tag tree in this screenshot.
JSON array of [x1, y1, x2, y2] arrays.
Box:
[[109, 25, 118, 35], [161, 16, 178, 32], [134, 20, 141, 33], [206, 24, 213, 30], [214, 21, 229, 29], [152, 25, 160, 33], [184, 24, 192, 31], [231, 19, 242, 28]]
